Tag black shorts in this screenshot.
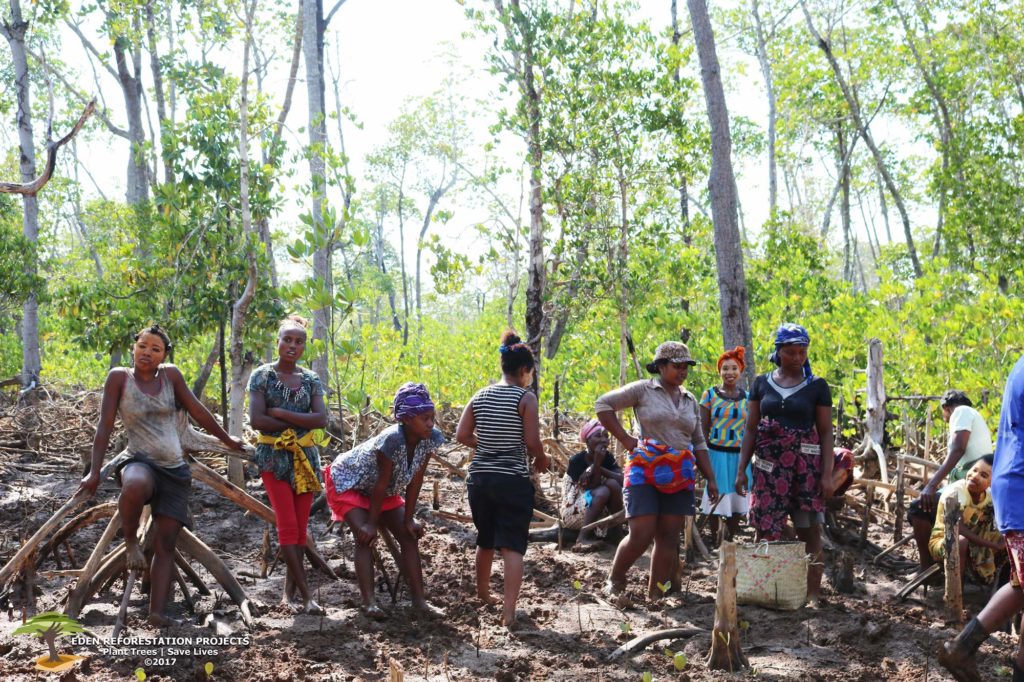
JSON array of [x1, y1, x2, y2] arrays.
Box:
[[623, 484, 695, 519], [114, 452, 193, 528], [467, 472, 534, 555], [906, 497, 936, 527]]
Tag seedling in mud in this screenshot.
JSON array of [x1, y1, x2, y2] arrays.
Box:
[[656, 581, 671, 595], [620, 621, 632, 635], [641, 672, 653, 682], [661, 648, 687, 671], [571, 579, 584, 632]]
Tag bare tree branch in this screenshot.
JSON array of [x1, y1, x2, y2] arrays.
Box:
[[0, 100, 96, 195], [27, 47, 129, 138], [324, 0, 349, 28]]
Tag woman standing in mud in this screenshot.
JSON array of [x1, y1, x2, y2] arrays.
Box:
[[736, 323, 834, 607], [78, 325, 244, 626], [595, 341, 719, 600], [699, 346, 751, 542], [456, 330, 549, 630], [248, 315, 327, 615]]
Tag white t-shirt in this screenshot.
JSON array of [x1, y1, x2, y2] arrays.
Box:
[[948, 405, 993, 480]]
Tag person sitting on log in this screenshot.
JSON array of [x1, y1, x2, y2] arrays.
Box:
[[940, 356, 1024, 682], [78, 324, 244, 627], [595, 340, 719, 600], [248, 315, 327, 615], [698, 346, 751, 542], [927, 455, 1002, 586], [908, 389, 993, 571], [560, 419, 623, 547], [324, 382, 446, 619], [736, 323, 835, 608]]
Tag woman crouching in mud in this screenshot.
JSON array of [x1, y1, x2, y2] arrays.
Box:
[[77, 325, 244, 626]]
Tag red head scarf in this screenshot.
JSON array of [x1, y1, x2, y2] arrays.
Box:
[[717, 346, 746, 373]]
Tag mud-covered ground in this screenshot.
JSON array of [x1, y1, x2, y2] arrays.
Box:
[[0, 401, 1018, 681]]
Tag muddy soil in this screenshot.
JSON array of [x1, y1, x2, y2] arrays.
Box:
[[0, 400, 1016, 681]]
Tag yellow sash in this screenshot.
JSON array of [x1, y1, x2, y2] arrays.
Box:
[[257, 429, 322, 495]]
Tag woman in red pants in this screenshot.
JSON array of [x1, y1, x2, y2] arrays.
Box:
[[249, 315, 327, 614]]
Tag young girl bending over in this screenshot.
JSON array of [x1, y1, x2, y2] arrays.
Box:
[[324, 383, 446, 618], [79, 325, 244, 626], [248, 315, 327, 614]]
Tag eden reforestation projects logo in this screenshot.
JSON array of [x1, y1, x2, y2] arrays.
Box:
[[12, 611, 85, 672]]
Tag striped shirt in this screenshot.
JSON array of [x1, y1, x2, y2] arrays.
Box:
[[699, 387, 747, 451], [467, 383, 530, 478]]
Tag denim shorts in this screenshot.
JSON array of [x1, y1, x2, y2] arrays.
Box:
[[623, 484, 694, 519]]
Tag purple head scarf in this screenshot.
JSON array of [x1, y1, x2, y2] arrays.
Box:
[[768, 322, 813, 381], [393, 382, 435, 420]]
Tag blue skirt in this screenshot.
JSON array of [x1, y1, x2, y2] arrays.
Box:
[[700, 445, 751, 516]]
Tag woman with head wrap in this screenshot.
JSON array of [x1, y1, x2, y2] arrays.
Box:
[[324, 382, 446, 618], [249, 315, 328, 615], [456, 329, 549, 630], [560, 419, 624, 546], [595, 341, 719, 600], [736, 323, 835, 607], [699, 346, 752, 542]]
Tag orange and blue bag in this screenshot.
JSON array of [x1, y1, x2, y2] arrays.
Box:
[[624, 438, 696, 493]]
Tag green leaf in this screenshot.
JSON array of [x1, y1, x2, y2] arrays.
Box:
[[673, 652, 687, 671]]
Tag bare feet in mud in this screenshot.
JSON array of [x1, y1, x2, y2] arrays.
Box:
[[303, 600, 326, 616], [411, 601, 446, 619], [125, 542, 146, 571], [147, 613, 183, 628], [477, 592, 499, 607], [361, 603, 386, 620]]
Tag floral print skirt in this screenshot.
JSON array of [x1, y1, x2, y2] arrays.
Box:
[[748, 419, 824, 541]]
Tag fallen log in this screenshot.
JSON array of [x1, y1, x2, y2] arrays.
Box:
[[177, 528, 254, 629], [65, 511, 123, 617], [37, 502, 117, 567], [187, 456, 335, 579], [113, 570, 138, 640], [607, 627, 706, 661], [579, 510, 625, 533], [0, 460, 117, 587]]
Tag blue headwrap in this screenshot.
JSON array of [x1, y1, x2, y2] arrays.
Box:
[[393, 382, 435, 420], [768, 323, 813, 381]]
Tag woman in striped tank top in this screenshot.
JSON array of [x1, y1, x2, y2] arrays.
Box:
[[456, 330, 549, 630]]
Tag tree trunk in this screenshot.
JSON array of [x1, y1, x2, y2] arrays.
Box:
[[705, 541, 749, 671], [191, 340, 219, 400], [144, 0, 172, 184], [670, 0, 692, 241], [750, 0, 777, 213], [113, 30, 149, 206], [496, 0, 546, 387], [687, 0, 755, 386], [374, 197, 403, 332], [801, 2, 922, 278], [2, 0, 41, 387], [226, 0, 260, 487], [839, 126, 852, 282], [303, 0, 331, 385]]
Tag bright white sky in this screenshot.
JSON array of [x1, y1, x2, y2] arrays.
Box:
[[8, 0, 930, 288]]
